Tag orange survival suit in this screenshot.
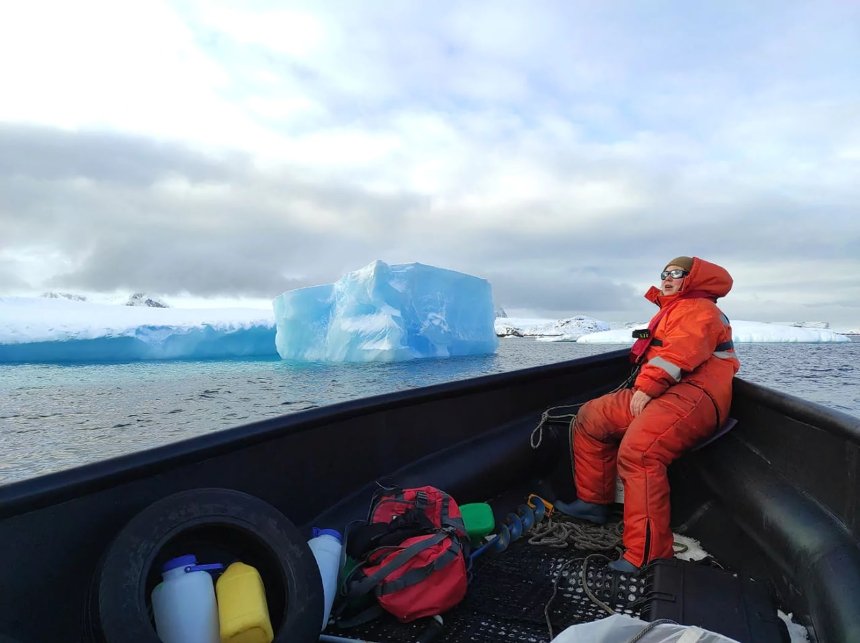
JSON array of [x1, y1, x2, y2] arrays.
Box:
[[572, 257, 740, 568]]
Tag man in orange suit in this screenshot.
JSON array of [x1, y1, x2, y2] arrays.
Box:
[[556, 256, 740, 572]]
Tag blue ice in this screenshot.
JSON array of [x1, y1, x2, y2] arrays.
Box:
[[0, 325, 278, 363], [0, 295, 278, 363], [273, 261, 499, 362]]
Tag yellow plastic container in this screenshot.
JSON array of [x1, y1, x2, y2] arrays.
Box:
[[216, 562, 274, 643]]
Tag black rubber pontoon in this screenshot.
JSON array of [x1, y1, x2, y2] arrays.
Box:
[[0, 350, 857, 642]]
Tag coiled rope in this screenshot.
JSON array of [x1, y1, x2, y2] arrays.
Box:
[[529, 514, 689, 559], [528, 515, 624, 552]]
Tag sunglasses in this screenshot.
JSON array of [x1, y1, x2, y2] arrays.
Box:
[[660, 269, 689, 280]]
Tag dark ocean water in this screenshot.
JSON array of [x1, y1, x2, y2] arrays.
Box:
[[1, 339, 858, 485]]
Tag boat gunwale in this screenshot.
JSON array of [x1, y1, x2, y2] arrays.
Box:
[[732, 377, 860, 444]]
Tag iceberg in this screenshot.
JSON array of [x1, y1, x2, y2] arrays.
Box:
[[0, 297, 277, 363], [273, 261, 499, 362]]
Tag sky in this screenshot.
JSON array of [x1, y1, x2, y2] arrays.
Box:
[[1, 1, 859, 328]]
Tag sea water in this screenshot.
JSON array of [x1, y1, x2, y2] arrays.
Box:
[[1, 340, 858, 485]]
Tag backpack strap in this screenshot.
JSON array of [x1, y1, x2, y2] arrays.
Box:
[[347, 532, 449, 597], [377, 538, 461, 596]]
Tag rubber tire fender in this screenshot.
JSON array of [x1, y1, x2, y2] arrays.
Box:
[[94, 488, 323, 643]]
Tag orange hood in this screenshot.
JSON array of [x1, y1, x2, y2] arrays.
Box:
[[644, 257, 733, 308]]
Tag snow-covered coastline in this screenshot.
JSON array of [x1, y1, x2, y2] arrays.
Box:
[[0, 296, 273, 344], [496, 317, 853, 343], [0, 296, 278, 362], [494, 316, 610, 341]]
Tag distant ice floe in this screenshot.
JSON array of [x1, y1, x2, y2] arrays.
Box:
[[498, 318, 851, 344], [576, 320, 850, 344]]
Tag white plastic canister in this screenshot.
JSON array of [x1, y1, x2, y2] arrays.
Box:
[[151, 554, 223, 643], [307, 528, 343, 630]]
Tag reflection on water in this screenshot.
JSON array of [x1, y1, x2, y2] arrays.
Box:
[[1, 340, 858, 484]]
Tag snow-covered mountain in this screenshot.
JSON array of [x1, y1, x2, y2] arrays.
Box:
[[41, 292, 87, 302], [126, 292, 169, 308]]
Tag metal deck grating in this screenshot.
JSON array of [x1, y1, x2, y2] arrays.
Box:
[[326, 534, 647, 642]]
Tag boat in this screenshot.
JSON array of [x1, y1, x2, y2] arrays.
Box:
[[1, 348, 858, 642]]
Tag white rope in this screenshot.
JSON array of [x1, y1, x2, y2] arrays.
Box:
[[581, 553, 617, 616], [529, 404, 580, 449], [529, 409, 552, 449], [543, 552, 618, 640]]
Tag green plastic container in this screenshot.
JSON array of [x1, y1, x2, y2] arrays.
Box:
[[460, 502, 495, 543]]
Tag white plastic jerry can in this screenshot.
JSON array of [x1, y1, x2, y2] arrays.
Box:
[[307, 528, 343, 631], [151, 554, 224, 643]]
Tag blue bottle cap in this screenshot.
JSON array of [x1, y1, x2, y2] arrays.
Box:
[[312, 528, 342, 543], [162, 555, 197, 572]]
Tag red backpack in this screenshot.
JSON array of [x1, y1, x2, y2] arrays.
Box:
[[340, 486, 469, 623]]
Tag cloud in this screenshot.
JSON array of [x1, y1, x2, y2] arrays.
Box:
[[1, 2, 859, 326], [0, 124, 242, 186], [3, 116, 858, 324], [0, 261, 30, 290], [0, 124, 425, 295]]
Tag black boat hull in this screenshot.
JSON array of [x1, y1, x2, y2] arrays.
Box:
[[0, 350, 857, 642]]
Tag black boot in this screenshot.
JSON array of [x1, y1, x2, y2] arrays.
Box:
[[553, 499, 609, 525], [608, 557, 640, 574]]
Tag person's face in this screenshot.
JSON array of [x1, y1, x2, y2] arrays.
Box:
[[661, 264, 688, 295]]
